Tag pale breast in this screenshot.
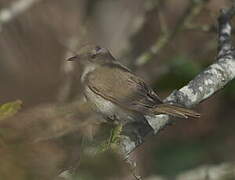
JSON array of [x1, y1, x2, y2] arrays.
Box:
[[84, 86, 117, 117], [84, 86, 138, 124]]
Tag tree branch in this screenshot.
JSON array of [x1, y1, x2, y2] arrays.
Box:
[[120, 3, 235, 157], [135, 0, 209, 66], [0, 0, 42, 30]]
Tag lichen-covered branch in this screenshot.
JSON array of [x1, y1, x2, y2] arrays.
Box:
[[0, 0, 42, 30], [120, 3, 235, 156]]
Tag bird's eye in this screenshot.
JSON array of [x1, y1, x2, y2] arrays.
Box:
[[91, 53, 96, 59], [95, 46, 101, 52]]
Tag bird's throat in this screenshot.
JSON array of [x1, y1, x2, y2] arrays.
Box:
[[81, 64, 97, 82]]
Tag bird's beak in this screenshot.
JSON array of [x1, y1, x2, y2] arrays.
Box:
[[67, 55, 79, 61]]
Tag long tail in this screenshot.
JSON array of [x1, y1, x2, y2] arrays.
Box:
[[152, 104, 200, 118]]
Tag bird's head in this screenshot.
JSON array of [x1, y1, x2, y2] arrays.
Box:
[[67, 45, 116, 67]]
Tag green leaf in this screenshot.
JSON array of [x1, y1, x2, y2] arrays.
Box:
[[153, 140, 207, 176], [223, 80, 235, 99], [0, 100, 22, 120], [98, 124, 123, 153], [154, 56, 202, 90]]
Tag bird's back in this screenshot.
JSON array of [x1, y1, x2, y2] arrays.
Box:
[[85, 63, 162, 114]]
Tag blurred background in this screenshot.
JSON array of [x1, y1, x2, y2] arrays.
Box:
[[0, 0, 235, 179]]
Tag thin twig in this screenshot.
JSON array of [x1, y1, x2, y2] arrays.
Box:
[[126, 157, 143, 180], [135, 0, 209, 66], [0, 0, 43, 30], [57, 26, 88, 102]]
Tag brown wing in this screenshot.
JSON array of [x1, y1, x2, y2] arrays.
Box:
[[86, 63, 162, 114]]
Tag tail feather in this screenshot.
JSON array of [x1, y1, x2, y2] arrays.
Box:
[[153, 104, 200, 118]]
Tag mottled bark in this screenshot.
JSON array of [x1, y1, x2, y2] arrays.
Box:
[[120, 4, 235, 156]]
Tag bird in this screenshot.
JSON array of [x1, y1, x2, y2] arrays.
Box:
[[67, 45, 200, 132]]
